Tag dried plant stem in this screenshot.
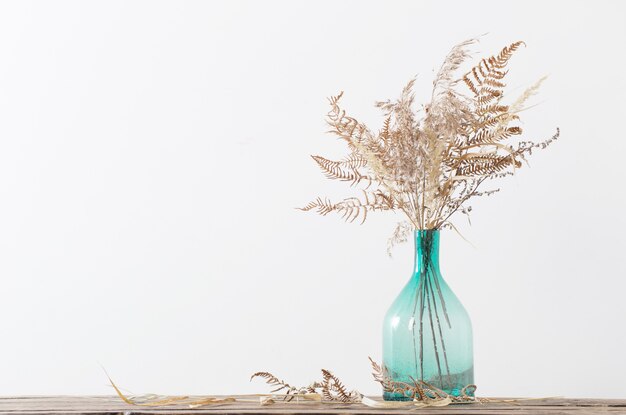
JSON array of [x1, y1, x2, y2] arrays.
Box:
[[411, 276, 424, 380], [427, 274, 452, 388], [408, 232, 455, 391], [425, 278, 444, 387], [412, 276, 452, 390], [432, 271, 452, 328]]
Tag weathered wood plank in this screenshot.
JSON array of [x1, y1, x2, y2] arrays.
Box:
[[0, 396, 623, 415]]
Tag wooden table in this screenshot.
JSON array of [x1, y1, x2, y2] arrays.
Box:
[[0, 396, 625, 415]]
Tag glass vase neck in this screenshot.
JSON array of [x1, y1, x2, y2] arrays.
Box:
[[413, 229, 440, 276]]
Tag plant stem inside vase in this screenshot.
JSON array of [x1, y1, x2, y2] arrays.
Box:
[[383, 230, 473, 400]]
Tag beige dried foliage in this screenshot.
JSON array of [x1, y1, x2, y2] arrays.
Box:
[[251, 369, 361, 403], [251, 360, 481, 408], [300, 39, 559, 249], [368, 357, 477, 404], [107, 364, 534, 409]]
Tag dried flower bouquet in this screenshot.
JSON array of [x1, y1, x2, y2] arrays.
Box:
[[301, 39, 558, 247]]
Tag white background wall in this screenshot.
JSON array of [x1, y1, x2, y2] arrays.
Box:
[[0, 0, 624, 399]]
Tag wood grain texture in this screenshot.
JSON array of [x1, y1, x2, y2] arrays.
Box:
[[0, 396, 624, 415]]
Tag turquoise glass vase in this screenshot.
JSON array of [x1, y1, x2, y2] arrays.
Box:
[[382, 230, 473, 400]]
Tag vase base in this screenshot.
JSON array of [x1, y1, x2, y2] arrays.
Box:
[[381, 367, 474, 401], [383, 387, 469, 401]]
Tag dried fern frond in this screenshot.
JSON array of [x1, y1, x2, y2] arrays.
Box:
[[252, 369, 360, 404], [299, 191, 395, 224], [302, 38, 559, 249], [310, 155, 372, 187], [250, 372, 300, 401], [462, 41, 524, 98], [321, 369, 357, 403]]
